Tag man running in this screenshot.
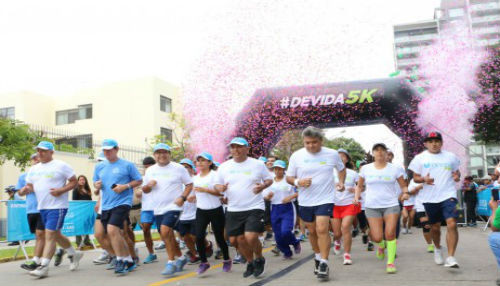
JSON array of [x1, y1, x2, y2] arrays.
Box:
[[286, 126, 346, 281], [93, 139, 143, 275], [408, 132, 461, 268], [215, 137, 273, 278], [25, 141, 83, 278]]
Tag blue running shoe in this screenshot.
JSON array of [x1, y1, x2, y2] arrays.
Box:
[[143, 253, 158, 264], [161, 262, 177, 276], [125, 260, 137, 272], [175, 257, 188, 272], [114, 260, 127, 275]]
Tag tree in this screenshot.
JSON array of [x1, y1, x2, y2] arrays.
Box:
[[0, 119, 40, 169], [149, 113, 193, 162], [474, 45, 500, 143], [323, 136, 366, 165]]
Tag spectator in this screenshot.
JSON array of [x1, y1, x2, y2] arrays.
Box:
[[5, 185, 22, 200], [462, 176, 479, 227], [488, 198, 500, 286], [72, 175, 93, 249]]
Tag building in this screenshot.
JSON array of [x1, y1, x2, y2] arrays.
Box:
[[468, 143, 500, 177]]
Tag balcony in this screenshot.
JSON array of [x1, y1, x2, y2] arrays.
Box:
[[394, 33, 438, 44]]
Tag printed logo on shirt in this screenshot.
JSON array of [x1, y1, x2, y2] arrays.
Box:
[[366, 175, 392, 181], [149, 172, 172, 178], [228, 170, 252, 175], [423, 162, 452, 171], [29, 171, 56, 179], [304, 158, 327, 165], [112, 168, 120, 174]]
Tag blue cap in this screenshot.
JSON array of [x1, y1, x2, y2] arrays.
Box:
[[180, 158, 196, 172], [228, 137, 249, 147], [35, 141, 54, 151], [214, 161, 221, 167], [102, 139, 118, 150], [258, 156, 268, 162], [153, 143, 171, 152], [272, 160, 287, 169], [196, 152, 213, 162]]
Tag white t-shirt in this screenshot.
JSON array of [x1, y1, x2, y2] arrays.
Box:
[[394, 165, 407, 197], [142, 162, 193, 215], [334, 168, 359, 206], [180, 199, 197, 220], [263, 178, 295, 205], [287, 147, 345, 207], [215, 157, 273, 212], [359, 162, 405, 209], [408, 150, 460, 203], [407, 179, 422, 209], [193, 171, 222, 210], [141, 186, 155, 211], [25, 160, 75, 210], [360, 191, 367, 210]]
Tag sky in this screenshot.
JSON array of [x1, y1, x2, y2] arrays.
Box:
[[0, 0, 442, 164]]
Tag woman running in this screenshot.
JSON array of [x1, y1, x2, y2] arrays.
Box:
[[331, 149, 360, 265], [192, 152, 232, 275], [354, 143, 409, 274], [401, 177, 417, 235]]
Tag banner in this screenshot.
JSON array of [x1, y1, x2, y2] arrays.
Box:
[[7, 201, 96, 242], [476, 188, 492, 217]]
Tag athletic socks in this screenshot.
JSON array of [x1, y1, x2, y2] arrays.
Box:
[[65, 246, 76, 256], [314, 253, 321, 260], [33, 256, 41, 264], [378, 240, 386, 249], [387, 239, 397, 265], [320, 258, 328, 264], [41, 257, 51, 266]]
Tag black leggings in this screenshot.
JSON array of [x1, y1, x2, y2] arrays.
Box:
[[465, 198, 477, 223], [195, 206, 229, 262]]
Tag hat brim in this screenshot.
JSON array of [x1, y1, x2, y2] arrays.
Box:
[[102, 146, 116, 150], [228, 142, 248, 147], [372, 144, 388, 150], [153, 148, 171, 152], [35, 146, 53, 151], [196, 155, 212, 161]]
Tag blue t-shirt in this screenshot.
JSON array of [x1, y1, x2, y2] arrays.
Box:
[[93, 159, 142, 211], [16, 173, 38, 214]]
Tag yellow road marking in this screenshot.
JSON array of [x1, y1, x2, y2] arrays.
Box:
[[149, 246, 275, 286]]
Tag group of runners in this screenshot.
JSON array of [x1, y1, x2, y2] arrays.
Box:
[[14, 126, 463, 281]]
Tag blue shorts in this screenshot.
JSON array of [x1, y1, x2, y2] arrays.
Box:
[[140, 211, 154, 224], [423, 198, 459, 224], [298, 203, 334, 223], [155, 211, 181, 228], [40, 209, 68, 231]]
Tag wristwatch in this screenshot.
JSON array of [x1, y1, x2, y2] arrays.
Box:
[[181, 195, 187, 202]]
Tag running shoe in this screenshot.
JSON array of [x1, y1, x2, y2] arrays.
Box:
[[106, 256, 117, 270], [188, 255, 200, 265], [367, 242, 374, 251], [283, 254, 293, 260], [143, 253, 158, 264], [434, 248, 444, 265], [427, 244, 435, 253], [293, 242, 302, 254], [243, 261, 254, 278], [114, 260, 127, 275], [362, 234, 369, 244], [93, 253, 110, 265], [222, 259, 232, 272], [197, 262, 210, 275], [333, 240, 341, 255], [233, 253, 246, 264], [352, 228, 359, 238], [154, 241, 165, 250], [444, 256, 459, 268], [343, 253, 352, 265], [179, 240, 186, 250], [29, 265, 49, 278], [161, 262, 177, 276], [317, 261, 329, 281], [133, 256, 140, 266], [376, 246, 385, 260], [54, 248, 65, 266], [21, 260, 39, 271], [253, 257, 266, 278], [402, 228, 408, 234], [407, 229, 412, 234], [125, 260, 137, 272], [313, 259, 320, 275], [176, 256, 188, 271], [271, 246, 280, 256], [68, 251, 84, 271], [386, 263, 397, 274], [265, 232, 273, 241]]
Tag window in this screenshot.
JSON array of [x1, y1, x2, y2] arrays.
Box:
[[470, 157, 484, 168], [486, 145, 500, 154], [0, 107, 15, 119], [55, 134, 93, 149], [160, 95, 172, 113], [56, 104, 92, 125], [469, 145, 483, 156], [449, 8, 464, 18], [160, 127, 173, 142]]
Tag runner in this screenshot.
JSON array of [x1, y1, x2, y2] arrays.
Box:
[[17, 154, 44, 271], [93, 139, 143, 275], [259, 156, 274, 243], [192, 152, 232, 275], [354, 142, 409, 274], [401, 177, 417, 235], [409, 178, 434, 253], [214, 137, 273, 278], [331, 149, 360, 265], [139, 156, 158, 264], [25, 141, 83, 278], [408, 132, 461, 268], [263, 160, 301, 259], [141, 143, 193, 276], [286, 126, 346, 281]]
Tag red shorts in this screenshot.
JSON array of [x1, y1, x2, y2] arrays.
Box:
[[403, 205, 414, 211], [333, 204, 361, 219]]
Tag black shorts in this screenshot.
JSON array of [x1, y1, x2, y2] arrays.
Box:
[[177, 220, 196, 237], [356, 210, 368, 230], [96, 214, 101, 220], [101, 205, 131, 231], [225, 209, 265, 237], [264, 200, 272, 226], [27, 213, 45, 233]]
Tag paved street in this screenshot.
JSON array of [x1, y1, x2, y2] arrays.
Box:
[[0, 225, 497, 286]]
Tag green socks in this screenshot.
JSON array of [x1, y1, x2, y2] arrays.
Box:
[[378, 240, 386, 249], [387, 239, 397, 264]]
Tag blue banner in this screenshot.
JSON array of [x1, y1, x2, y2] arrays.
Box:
[[7, 201, 96, 242], [476, 188, 492, 216]]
